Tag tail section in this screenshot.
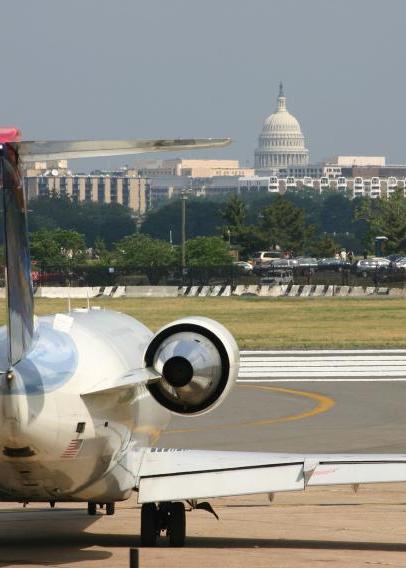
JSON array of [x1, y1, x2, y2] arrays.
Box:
[[0, 135, 34, 366], [0, 130, 231, 366]]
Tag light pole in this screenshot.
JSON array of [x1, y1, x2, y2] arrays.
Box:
[[181, 189, 188, 273]]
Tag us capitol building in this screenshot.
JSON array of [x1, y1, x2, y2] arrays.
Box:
[[255, 83, 309, 175]]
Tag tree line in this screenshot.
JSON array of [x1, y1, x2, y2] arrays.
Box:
[[0, 189, 403, 270]]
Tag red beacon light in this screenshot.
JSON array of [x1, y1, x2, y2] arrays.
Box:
[[0, 128, 21, 143]]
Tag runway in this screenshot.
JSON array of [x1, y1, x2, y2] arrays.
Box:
[[161, 349, 406, 453]]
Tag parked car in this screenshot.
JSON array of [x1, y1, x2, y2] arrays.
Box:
[[260, 269, 293, 285], [355, 257, 391, 275], [233, 261, 253, 273], [295, 257, 318, 268], [387, 254, 404, 262], [252, 250, 281, 267], [389, 256, 406, 269], [318, 258, 352, 271], [254, 257, 297, 276]]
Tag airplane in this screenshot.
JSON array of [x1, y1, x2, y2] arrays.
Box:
[[1, 126, 406, 548]]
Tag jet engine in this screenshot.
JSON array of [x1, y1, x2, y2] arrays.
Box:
[[144, 316, 239, 416]]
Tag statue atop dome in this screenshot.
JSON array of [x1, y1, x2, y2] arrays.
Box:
[[254, 84, 309, 175]]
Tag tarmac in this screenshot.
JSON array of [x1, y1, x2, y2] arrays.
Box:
[[2, 368, 406, 566]]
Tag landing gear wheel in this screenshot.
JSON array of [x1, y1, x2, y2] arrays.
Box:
[[106, 502, 115, 516], [88, 502, 97, 516], [168, 502, 186, 547], [141, 503, 158, 547]]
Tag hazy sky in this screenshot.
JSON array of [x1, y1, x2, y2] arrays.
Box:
[[2, 0, 405, 171]]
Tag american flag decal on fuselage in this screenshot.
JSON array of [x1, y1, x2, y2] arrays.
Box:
[[61, 439, 83, 458]]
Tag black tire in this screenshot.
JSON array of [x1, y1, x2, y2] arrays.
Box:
[[168, 502, 186, 547], [141, 503, 158, 547], [106, 502, 115, 516], [88, 502, 97, 516]]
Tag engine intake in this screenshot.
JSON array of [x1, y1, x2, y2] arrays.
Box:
[[145, 317, 239, 416]]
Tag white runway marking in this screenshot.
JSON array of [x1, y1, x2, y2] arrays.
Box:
[[239, 349, 406, 381]]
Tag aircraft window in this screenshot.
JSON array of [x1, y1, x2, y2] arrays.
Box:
[[76, 422, 86, 434], [104, 421, 109, 427]]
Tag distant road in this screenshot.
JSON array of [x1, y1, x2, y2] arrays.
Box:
[[239, 349, 406, 382]]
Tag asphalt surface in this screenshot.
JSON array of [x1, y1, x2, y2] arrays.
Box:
[[160, 348, 406, 454]]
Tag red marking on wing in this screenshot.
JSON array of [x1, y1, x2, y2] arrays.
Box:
[[0, 128, 21, 143]]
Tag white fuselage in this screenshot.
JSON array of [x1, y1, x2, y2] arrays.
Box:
[[0, 308, 170, 503]]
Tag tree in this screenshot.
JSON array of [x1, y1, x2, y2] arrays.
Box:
[[185, 237, 233, 267], [261, 195, 311, 253], [356, 189, 406, 253], [30, 228, 86, 267], [229, 225, 269, 257], [141, 198, 224, 243], [114, 234, 175, 268], [28, 194, 137, 247], [309, 234, 339, 258], [221, 195, 246, 228], [114, 234, 176, 284]]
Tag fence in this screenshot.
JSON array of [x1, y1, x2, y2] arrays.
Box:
[[30, 264, 406, 289]]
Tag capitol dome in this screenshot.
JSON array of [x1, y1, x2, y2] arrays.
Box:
[[255, 83, 309, 175]]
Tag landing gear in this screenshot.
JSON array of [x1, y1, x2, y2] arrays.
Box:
[[88, 502, 97, 516], [168, 502, 186, 547], [140, 502, 186, 547], [140, 503, 158, 547], [106, 502, 115, 516]]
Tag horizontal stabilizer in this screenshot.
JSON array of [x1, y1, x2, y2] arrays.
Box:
[[18, 138, 231, 161]]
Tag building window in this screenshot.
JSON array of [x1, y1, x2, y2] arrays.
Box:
[[85, 178, 92, 201], [98, 178, 105, 203], [110, 178, 117, 203]]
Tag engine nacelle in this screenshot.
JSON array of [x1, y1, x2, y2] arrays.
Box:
[[144, 316, 239, 416]]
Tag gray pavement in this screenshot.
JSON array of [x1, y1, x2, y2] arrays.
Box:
[[162, 349, 406, 453]]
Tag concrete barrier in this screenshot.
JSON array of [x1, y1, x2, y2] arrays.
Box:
[[232, 285, 246, 296], [126, 286, 179, 298], [199, 286, 211, 297], [268, 285, 282, 297], [288, 284, 300, 297], [300, 285, 312, 297], [389, 288, 406, 296], [366, 287, 376, 295], [325, 285, 334, 297], [312, 285, 325, 297], [187, 286, 199, 297], [350, 286, 365, 296], [377, 287, 389, 295], [246, 285, 258, 295], [221, 285, 232, 297], [38, 286, 100, 299], [112, 285, 126, 298], [210, 285, 222, 297], [339, 285, 350, 296], [258, 285, 270, 296]]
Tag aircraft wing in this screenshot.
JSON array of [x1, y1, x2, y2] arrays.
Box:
[[18, 137, 231, 161], [136, 449, 406, 503]]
